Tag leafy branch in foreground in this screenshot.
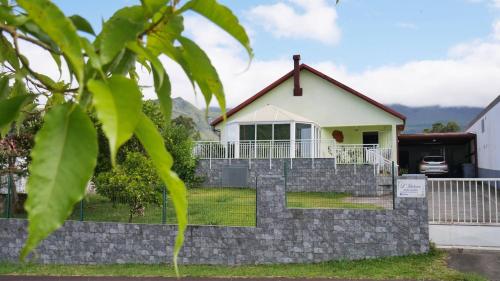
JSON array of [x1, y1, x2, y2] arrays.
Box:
[[0, 0, 252, 269]]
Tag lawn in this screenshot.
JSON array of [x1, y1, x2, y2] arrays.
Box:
[[0, 248, 486, 280], [63, 188, 385, 226]]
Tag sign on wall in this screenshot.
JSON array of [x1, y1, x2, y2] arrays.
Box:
[[397, 179, 426, 198]]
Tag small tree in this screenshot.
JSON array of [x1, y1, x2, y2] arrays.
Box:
[[423, 121, 461, 133], [94, 101, 201, 187], [95, 152, 162, 223], [0, 109, 42, 214]]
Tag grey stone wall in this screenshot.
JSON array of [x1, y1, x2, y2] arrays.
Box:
[[0, 175, 428, 265], [197, 158, 391, 196]]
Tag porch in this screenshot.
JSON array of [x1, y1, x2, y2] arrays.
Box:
[[193, 140, 394, 174]]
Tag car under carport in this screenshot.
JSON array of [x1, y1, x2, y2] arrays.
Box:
[[398, 133, 477, 177]]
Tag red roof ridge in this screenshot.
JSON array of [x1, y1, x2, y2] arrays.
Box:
[[210, 63, 406, 126]]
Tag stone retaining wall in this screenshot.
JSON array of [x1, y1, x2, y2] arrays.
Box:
[[0, 175, 429, 265], [196, 158, 391, 196]]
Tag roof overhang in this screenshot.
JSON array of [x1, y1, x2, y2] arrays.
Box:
[[210, 64, 406, 127], [399, 132, 476, 145]]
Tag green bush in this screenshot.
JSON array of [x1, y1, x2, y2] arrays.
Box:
[[94, 152, 162, 222], [94, 101, 202, 187]]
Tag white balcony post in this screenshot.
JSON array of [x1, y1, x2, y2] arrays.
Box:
[[290, 122, 296, 158], [235, 141, 240, 159]]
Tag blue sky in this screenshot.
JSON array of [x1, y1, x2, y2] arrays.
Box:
[[51, 0, 500, 108]]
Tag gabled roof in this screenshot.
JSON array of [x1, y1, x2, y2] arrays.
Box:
[[231, 104, 315, 124], [210, 63, 406, 126], [466, 95, 500, 130]]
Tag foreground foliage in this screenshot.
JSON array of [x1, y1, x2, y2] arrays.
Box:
[[0, 0, 252, 266], [0, 249, 486, 281]]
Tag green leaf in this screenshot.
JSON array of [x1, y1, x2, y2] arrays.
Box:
[[146, 13, 184, 55], [80, 37, 103, 76], [0, 75, 9, 100], [87, 76, 142, 165], [50, 52, 62, 76], [110, 49, 137, 75], [134, 112, 187, 273], [0, 95, 31, 133], [0, 34, 20, 69], [178, 36, 226, 113], [141, 0, 168, 17], [126, 41, 163, 87], [69, 15, 96, 36], [152, 66, 172, 120], [18, 0, 84, 83], [98, 6, 146, 64], [179, 0, 252, 59], [20, 104, 98, 259]]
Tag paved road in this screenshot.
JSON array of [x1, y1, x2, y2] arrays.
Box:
[[446, 249, 500, 281], [0, 277, 417, 281]]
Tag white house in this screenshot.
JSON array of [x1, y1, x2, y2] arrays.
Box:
[[194, 55, 406, 172], [466, 95, 500, 177]]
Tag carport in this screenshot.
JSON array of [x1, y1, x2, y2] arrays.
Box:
[[398, 133, 477, 177]]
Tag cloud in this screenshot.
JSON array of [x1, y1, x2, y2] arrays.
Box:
[[395, 22, 418, 30], [247, 0, 341, 45], [169, 15, 500, 108], [13, 11, 500, 111], [468, 0, 500, 9]]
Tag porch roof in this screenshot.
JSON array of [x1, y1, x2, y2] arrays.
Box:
[[229, 104, 315, 124]]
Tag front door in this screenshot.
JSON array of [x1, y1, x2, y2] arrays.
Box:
[[363, 132, 379, 147], [363, 131, 379, 163]]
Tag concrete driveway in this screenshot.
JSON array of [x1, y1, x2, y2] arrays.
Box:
[[446, 248, 500, 281]]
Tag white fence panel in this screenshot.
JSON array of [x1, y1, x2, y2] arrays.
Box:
[[428, 178, 500, 225]]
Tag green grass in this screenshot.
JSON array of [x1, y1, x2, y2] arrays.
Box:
[[0, 249, 487, 280], [27, 188, 384, 226]]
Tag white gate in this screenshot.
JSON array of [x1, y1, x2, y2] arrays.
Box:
[[427, 178, 500, 249]]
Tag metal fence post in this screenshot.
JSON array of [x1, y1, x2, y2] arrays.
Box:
[[79, 199, 84, 221], [6, 174, 12, 218], [392, 161, 396, 209], [162, 185, 167, 224], [284, 161, 288, 207], [255, 174, 258, 227]]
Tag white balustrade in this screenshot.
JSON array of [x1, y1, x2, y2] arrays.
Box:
[[193, 140, 393, 167]]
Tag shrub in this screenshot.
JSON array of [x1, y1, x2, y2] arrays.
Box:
[[94, 152, 162, 222]]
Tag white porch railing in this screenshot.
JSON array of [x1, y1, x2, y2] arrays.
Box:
[[193, 140, 393, 167], [428, 178, 500, 225]]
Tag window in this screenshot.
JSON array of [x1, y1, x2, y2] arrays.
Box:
[[239, 125, 255, 141], [257, 124, 272, 140], [295, 123, 311, 140], [481, 118, 485, 133], [273, 124, 290, 140]]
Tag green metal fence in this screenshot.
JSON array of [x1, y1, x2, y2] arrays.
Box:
[[68, 186, 257, 226], [284, 161, 396, 210], [1, 176, 257, 226]]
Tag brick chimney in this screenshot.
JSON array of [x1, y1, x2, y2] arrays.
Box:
[[293, 54, 302, 96]]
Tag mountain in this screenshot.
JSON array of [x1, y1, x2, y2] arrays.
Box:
[[389, 104, 482, 133], [171, 97, 220, 140], [170, 98, 483, 139]]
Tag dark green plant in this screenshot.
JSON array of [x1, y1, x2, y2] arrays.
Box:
[[423, 121, 461, 133], [94, 100, 202, 187], [95, 152, 162, 223]]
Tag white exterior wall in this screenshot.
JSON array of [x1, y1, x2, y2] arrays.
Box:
[[216, 70, 404, 160], [467, 100, 500, 177]]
